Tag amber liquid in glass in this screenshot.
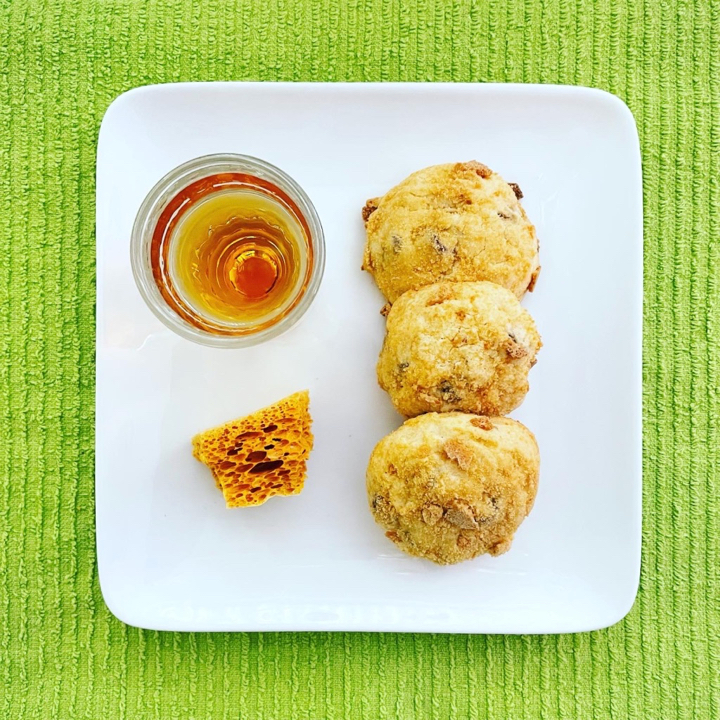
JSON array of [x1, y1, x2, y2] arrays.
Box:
[[150, 173, 312, 334]]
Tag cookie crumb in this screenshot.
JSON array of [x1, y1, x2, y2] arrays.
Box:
[[443, 439, 473, 470], [445, 501, 479, 530], [463, 160, 492, 178], [372, 495, 398, 526], [527, 266, 540, 292], [362, 198, 379, 223], [509, 182, 523, 199], [470, 416, 494, 431], [504, 335, 529, 359], [421, 503, 443, 526]]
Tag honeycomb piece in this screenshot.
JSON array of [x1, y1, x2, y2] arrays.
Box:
[[192, 391, 313, 508]]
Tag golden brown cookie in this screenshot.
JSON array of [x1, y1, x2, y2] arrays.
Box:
[[366, 413, 539, 564], [377, 281, 541, 417], [362, 161, 540, 302]]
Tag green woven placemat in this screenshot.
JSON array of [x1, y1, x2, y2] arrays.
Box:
[[1, 1, 718, 718]]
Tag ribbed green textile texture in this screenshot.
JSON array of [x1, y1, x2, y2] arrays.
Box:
[[1, 0, 718, 718]]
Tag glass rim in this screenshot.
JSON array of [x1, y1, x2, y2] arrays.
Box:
[[130, 153, 325, 348]]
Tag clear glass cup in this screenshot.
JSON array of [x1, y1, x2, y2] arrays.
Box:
[[130, 153, 325, 348]]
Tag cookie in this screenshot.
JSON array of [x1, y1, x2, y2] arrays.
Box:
[[366, 413, 540, 564], [362, 161, 540, 302], [377, 281, 541, 417]]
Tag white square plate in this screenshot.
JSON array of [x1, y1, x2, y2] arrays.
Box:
[[96, 82, 642, 633]]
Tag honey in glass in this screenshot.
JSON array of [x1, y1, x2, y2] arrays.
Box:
[[149, 172, 314, 336]]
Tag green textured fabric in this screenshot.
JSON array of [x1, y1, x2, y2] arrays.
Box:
[[1, 0, 718, 717]]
